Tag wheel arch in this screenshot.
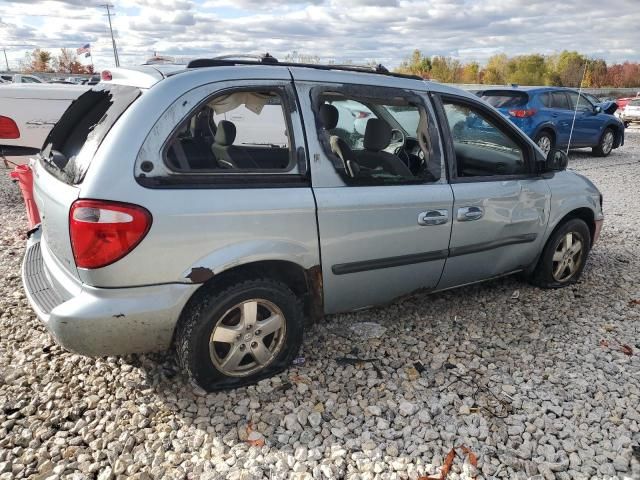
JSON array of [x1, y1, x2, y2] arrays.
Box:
[[173, 259, 324, 346], [534, 124, 557, 143], [526, 206, 596, 275]]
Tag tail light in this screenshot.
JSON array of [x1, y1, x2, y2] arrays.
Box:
[[69, 199, 152, 269], [0, 115, 20, 139], [101, 70, 112, 81], [508, 109, 537, 118]]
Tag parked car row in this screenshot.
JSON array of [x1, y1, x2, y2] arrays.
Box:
[[19, 57, 604, 390], [475, 87, 625, 157]]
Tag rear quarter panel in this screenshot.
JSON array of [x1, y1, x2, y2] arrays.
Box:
[[77, 68, 320, 288]]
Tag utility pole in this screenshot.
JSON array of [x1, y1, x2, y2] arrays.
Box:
[[2, 48, 9, 71], [101, 4, 120, 67]]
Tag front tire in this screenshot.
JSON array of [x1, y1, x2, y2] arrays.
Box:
[[530, 218, 591, 288], [592, 128, 615, 157], [176, 278, 304, 391]]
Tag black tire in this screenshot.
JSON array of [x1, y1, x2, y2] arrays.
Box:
[[534, 131, 554, 157], [592, 127, 615, 157], [529, 218, 591, 288], [176, 278, 304, 391]]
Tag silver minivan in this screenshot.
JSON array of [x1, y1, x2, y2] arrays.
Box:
[[22, 57, 604, 390]]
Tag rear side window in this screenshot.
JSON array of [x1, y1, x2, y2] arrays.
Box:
[[549, 92, 570, 110], [164, 90, 294, 172], [41, 85, 141, 184], [480, 91, 528, 108]]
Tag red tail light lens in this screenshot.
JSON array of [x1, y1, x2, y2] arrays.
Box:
[[508, 109, 537, 118], [101, 70, 112, 81], [0, 115, 20, 139], [69, 200, 152, 269]]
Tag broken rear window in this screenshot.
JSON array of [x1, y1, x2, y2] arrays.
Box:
[[41, 84, 141, 184]]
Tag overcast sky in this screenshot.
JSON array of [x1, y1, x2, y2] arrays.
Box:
[[1, 0, 639, 71]]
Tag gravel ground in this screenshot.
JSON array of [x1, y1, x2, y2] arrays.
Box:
[[1, 130, 640, 480]]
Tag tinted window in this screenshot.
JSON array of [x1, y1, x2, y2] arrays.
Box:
[[41, 85, 141, 184], [550, 92, 570, 110], [480, 91, 528, 108], [443, 100, 527, 177], [566, 92, 593, 111], [165, 90, 294, 172]]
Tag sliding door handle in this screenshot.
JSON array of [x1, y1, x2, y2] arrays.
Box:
[[418, 209, 448, 226]]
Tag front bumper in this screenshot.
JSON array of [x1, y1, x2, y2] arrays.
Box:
[[22, 230, 199, 356], [620, 113, 640, 122]]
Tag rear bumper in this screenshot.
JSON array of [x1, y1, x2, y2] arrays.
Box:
[[22, 230, 199, 356]]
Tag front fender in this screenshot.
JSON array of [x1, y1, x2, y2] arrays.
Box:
[[181, 239, 318, 283], [545, 171, 602, 236]]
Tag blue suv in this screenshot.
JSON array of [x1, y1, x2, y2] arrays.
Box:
[[476, 87, 624, 157]]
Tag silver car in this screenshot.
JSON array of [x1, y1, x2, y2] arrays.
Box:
[[22, 56, 604, 390]]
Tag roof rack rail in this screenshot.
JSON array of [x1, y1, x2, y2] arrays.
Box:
[[185, 53, 421, 80]]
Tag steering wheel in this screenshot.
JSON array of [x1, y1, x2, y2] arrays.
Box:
[[391, 128, 412, 168]]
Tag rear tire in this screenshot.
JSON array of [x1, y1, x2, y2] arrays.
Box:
[[592, 128, 615, 157], [534, 131, 554, 157], [529, 218, 591, 288], [176, 278, 304, 391]]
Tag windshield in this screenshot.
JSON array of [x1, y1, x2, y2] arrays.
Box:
[[384, 105, 420, 136]]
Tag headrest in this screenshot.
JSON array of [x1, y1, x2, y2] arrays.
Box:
[[319, 103, 339, 130], [215, 120, 236, 146], [363, 118, 392, 151]]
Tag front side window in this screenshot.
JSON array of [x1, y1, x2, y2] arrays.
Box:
[[315, 91, 442, 185], [165, 90, 293, 172], [566, 92, 594, 111], [442, 99, 527, 178]]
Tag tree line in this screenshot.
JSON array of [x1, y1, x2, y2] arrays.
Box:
[[395, 50, 640, 88], [20, 48, 94, 75]]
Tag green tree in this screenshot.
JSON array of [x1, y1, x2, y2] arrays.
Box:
[[552, 50, 588, 87], [396, 49, 431, 78], [430, 56, 461, 83], [460, 61, 480, 83], [505, 54, 547, 86], [483, 54, 508, 85]]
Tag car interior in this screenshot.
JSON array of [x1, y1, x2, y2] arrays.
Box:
[[317, 93, 441, 183], [166, 91, 291, 172], [443, 102, 527, 177]]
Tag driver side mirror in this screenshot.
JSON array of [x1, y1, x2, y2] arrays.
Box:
[[594, 105, 602, 114], [544, 148, 568, 172]]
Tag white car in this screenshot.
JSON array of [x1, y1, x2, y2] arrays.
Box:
[[0, 83, 89, 149], [620, 98, 640, 127], [0, 73, 44, 84]]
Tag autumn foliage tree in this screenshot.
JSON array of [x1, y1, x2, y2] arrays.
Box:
[[395, 49, 640, 88]]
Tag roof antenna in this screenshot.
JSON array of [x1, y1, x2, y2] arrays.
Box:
[[566, 60, 589, 155]]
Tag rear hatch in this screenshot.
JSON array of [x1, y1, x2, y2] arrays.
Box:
[[33, 84, 141, 279]]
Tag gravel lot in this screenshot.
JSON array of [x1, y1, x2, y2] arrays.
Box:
[[1, 130, 639, 480]]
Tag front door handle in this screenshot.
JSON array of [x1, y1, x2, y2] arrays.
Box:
[[457, 206, 484, 221], [418, 209, 448, 226]]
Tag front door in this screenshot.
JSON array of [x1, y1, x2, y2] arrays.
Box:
[[435, 95, 550, 289], [291, 75, 453, 314]]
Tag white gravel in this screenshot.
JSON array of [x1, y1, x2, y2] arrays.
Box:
[[1, 130, 640, 480]]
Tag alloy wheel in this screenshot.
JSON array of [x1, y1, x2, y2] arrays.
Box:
[[552, 232, 584, 282], [209, 299, 286, 377], [537, 135, 552, 156], [602, 131, 614, 155]]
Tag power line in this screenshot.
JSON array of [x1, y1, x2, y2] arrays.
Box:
[[101, 4, 120, 67]]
